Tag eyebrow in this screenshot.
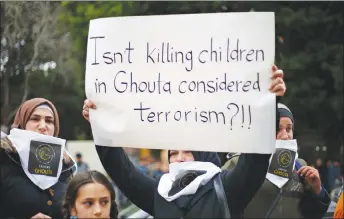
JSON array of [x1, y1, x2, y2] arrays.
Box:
[[82, 196, 110, 201], [31, 114, 54, 119], [280, 123, 292, 127]]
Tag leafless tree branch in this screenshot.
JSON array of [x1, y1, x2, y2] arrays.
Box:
[[1, 2, 73, 127]]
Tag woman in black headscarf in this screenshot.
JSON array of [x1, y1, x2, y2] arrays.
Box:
[[82, 65, 286, 218]]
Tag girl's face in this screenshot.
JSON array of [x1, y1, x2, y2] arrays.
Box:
[[70, 182, 111, 219], [25, 108, 55, 136]]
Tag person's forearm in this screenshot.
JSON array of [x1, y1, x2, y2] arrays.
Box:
[[96, 145, 156, 215]]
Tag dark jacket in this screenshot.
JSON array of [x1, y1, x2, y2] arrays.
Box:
[[316, 165, 329, 192], [0, 137, 75, 219], [96, 144, 270, 218], [222, 155, 331, 219]]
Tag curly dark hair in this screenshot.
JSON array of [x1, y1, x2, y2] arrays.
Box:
[[61, 170, 118, 219]]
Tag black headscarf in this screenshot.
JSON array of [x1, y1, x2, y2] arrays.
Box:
[[277, 103, 295, 128], [167, 150, 221, 167]]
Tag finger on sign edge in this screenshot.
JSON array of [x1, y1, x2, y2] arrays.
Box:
[[270, 84, 285, 93], [271, 70, 284, 79]]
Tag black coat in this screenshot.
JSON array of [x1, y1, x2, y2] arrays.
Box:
[[0, 138, 75, 219], [96, 145, 271, 218]]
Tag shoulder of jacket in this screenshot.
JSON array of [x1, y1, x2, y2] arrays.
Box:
[[221, 154, 240, 170]]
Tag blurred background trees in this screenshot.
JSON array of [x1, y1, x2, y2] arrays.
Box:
[[1, 1, 343, 162], [0, 1, 84, 140]]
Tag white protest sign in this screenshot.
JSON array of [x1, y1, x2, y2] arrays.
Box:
[[85, 12, 276, 153]]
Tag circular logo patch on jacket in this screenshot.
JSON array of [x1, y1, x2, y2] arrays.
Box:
[[168, 170, 206, 196], [179, 171, 199, 188], [277, 150, 292, 168], [36, 144, 55, 165]]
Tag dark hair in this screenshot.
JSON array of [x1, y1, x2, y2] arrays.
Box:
[[62, 170, 118, 219]]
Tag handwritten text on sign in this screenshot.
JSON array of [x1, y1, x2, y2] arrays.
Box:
[[85, 12, 276, 153]]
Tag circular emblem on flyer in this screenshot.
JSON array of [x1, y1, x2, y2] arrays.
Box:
[[277, 149, 292, 168], [179, 171, 198, 188], [35, 144, 55, 164]]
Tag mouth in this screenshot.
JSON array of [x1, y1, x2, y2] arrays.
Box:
[[39, 131, 48, 135]]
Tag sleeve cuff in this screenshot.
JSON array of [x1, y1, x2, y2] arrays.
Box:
[[314, 186, 331, 205], [316, 186, 326, 198]]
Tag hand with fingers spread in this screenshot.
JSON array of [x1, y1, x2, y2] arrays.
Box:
[[269, 65, 286, 96], [297, 166, 323, 195]]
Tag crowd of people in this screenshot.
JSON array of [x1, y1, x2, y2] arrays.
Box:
[[314, 158, 343, 194], [0, 65, 342, 219]]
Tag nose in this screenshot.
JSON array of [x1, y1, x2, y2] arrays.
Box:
[[93, 203, 102, 217], [175, 153, 186, 162], [277, 129, 289, 140], [38, 119, 47, 133]]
